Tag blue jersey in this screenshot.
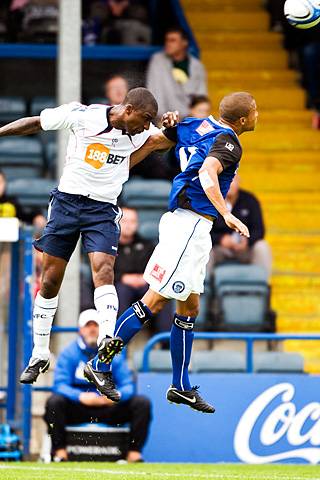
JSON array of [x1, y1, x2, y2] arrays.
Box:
[[164, 116, 242, 219]]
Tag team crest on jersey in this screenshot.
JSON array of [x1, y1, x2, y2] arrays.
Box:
[[150, 264, 166, 282], [172, 281, 185, 294], [225, 142, 235, 152], [196, 120, 214, 136]]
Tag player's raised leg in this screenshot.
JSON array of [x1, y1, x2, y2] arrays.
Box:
[[20, 253, 67, 384], [83, 251, 124, 401], [166, 293, 215, 413]]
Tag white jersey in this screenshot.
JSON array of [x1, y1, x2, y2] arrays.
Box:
[[40, 102, 159, 203]]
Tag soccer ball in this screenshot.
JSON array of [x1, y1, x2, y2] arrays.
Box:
[[284, 0, 320, 28]]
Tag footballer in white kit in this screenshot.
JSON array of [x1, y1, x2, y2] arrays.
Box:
[[102, 92, 258, 413], [0, 87, 177, 401]]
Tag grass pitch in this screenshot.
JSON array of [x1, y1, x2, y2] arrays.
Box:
[[1, 462, 320, 480]]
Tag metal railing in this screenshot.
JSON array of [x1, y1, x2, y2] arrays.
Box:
[[141, 332, 320, 373]]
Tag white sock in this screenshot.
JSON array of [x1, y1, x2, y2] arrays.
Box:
[[31, 293, 58, 360], [94, 285, 119, 344]]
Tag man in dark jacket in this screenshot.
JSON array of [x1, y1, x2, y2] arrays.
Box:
[[115, 206, 172, 332], [44, 309, 151, 463], [211, 175, 272, 278]]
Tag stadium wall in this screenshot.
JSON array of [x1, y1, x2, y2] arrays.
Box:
[[138, 373, 320, 464]]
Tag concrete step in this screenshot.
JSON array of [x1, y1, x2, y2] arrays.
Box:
[[182, 0, 263, 11], [277, 316, 320, 333], [203, 49, 288, 69], [211, 110, 312, 128], [283, 342, 320, 373], [240, 170, 320, 192], [188, 11, 270, 31], [198, 32, 283, 50], [241, 130, 320, 152], [242, 153, 319, 170], [207, 69, 298, 89], [209, 87, 305, 110]]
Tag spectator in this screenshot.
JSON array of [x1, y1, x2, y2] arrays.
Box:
[[115, 206, 173, 332], [211, 175, 272, 278], [147, 27, 207, 119], [104, 75, 128, 104], [101, 0, 151, 45], [189, 95, 212, 119], [0, 170, 22, 218], [44, 309, 151, 463]]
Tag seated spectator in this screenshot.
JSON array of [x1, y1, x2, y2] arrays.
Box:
[[19, 0, 58, 43], [44, 309, 151, 463], [115, 206, 173, 332], [104, 75, 128, 104], [147, 27, 208, 119], [101, 0, 151, 46], [0, 170, 22, 218], [189, 95, 212, 119], [211, 175, 272, 278]]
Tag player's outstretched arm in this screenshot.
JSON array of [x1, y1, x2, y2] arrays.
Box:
[[199, 156, 250, 238], [130, 131, 176, 169], [0, 116, 42, 137]]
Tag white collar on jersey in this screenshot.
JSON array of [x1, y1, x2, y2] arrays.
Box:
[[208, 115, 239, 140]]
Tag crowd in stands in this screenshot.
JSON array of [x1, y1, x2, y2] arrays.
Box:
[[1, 0, 152, 45], [0, 17, 274, 335]]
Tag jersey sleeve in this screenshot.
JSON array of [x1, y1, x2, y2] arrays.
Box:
[[162, 126, 178, 143], [208, 133, 242, 170], [40, 102, 85, 131], [132, 123, 161, 150]]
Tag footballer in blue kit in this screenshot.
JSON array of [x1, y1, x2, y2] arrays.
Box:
[[87, 92, 258, 413]]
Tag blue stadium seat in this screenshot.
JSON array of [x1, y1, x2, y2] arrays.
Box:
[[30, 96, 56, 116], [0, 137, 44, 179], [138, 219, 159, 240], [44, 140, 57, 172], [191, 350, 246, 373], [122, 179, 171, 208], [0, 96, 27, 124], [212, 265, 272, 331], [7, 178, 56, 209], [253, 352, 304, 373], [89, 97, 108, 106], [133, 350, 172, 372]]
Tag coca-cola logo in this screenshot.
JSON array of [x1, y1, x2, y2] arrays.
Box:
[[234, 383, 320, 464]]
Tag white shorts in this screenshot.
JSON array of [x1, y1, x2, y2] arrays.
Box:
[[143, 208, 213, 301]]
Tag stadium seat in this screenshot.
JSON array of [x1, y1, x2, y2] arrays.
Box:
[[0, 97, 27, 124], [133, 350, 172, 372], [253, 352, 304, 373], [0, 137, 44, 179], [138, 219, 159, 240], [88, 97, 108, 106], [122, 179, 171, 208], [191, 350, 246, 373], [44, 140, 57, 173], [30, 96, 56, 116], [211, 264, 274, 332], [7, 178, 56, 213]]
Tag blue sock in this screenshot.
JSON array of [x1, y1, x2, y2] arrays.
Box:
[[170, 314, 196, 391], [91, 301, 152, 372]]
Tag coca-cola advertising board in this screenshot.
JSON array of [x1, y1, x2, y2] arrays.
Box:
[[138, 373, 320, 463]]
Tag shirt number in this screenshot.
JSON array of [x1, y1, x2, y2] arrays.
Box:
[[178, 146, 197, 172]]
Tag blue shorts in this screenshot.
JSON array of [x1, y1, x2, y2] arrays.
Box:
[[33, 188, 122, 262]]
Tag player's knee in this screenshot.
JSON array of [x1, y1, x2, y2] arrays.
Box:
[[184, 305, 200, 318], [41, 276, 61, 298], [92, 261, 114, 287]]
